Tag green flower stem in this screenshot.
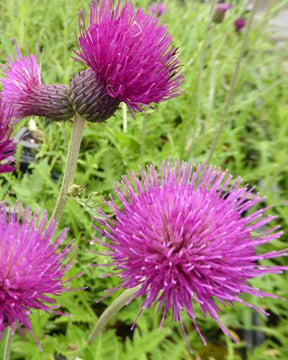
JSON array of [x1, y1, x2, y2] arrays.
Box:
[[206, 0, 260, 164], [122, 103, 128, 133], [52, 113, 86, 223], [3, 327, 12, 360], [87, 286, 140, 345], [141, 113, 147, 165]]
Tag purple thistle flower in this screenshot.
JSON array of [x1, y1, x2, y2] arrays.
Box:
[[0, 202, 78, 348], [234, 18, 246, 33], [149, 2, 167, 17], [92, 159, 288, 350], [74, 0, 183, 114], [0, 101, 17, 173], [213, 3, 233, 23]]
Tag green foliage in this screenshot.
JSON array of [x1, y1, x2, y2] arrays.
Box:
[[1, 0, 288, 359]]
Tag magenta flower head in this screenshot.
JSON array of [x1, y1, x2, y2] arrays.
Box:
[[213, 3, 233, 23], [0, 100, 18, 173], [0, 202, 78, 348], [234, 18, 246, 33], [1, 42, 73, 123], [149, 2, 167, 17], [92, 159, 288, 350], [74, 0, 183, 115]]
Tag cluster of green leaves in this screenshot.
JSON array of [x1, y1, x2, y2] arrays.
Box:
[[0, 0, 288, 359]]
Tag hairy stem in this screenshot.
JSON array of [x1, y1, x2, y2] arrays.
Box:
[[122, 103, 128, 133], [3, 327, 12, 360], [206, 0, 260, 164], [52, 113, 85, 223], [87, 286, 140, 345]]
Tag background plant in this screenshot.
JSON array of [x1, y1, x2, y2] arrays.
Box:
[[0, 0, 287, 359]]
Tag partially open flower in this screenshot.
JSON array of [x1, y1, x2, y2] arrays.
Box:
[[0, 202, 79, 347], [213, 3, 232, 23], [74, 0, 183, 114], [1, 43, 74, 122], [92, 159, 288, 350], [0, 101, 18, 173]]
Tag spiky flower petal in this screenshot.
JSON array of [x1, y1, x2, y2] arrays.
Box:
[[0, 101, 17, 173], [0, 202, 78, 346], [74, 0, 183, 113], [92, 159, 288, 348]]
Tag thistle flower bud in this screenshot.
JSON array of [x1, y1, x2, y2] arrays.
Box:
[[19, 83, 74, 122], [213, 3, 232, 23], [234, 18, 246, 33], [68, 69, 120, 123]]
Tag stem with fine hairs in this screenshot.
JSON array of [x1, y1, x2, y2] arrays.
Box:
[[3, 327, 12, 360], [87, 286, 140, 345], [52, 113, 86, 223], [122, 103, 128, 133]]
